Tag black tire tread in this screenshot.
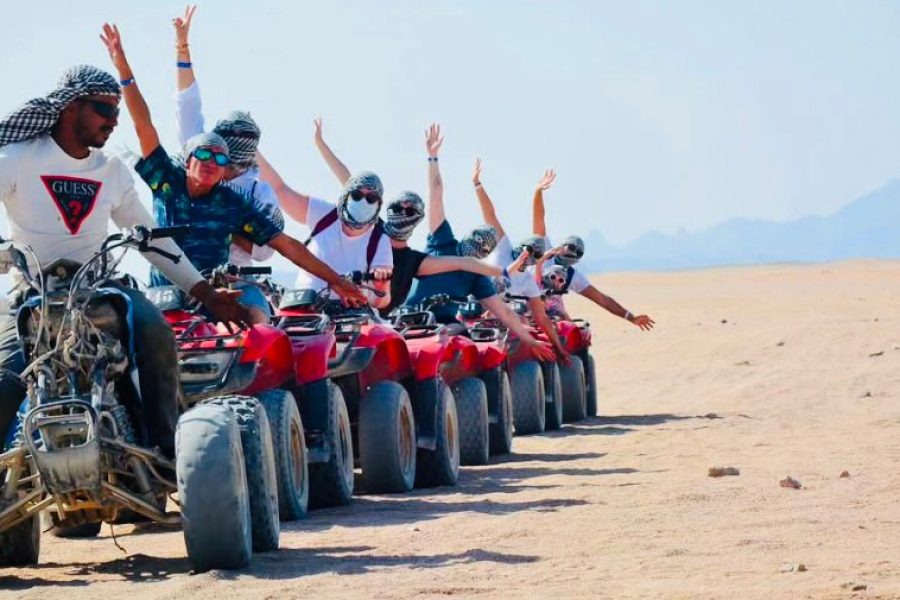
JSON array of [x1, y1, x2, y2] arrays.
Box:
[[511, 361, 545, 435], [257, 389, 309, 520], [452, 377, 489, 466], [560, 355, 587, 422]]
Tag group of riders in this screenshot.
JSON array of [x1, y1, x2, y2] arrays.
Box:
[[0, 7, 653, 458]]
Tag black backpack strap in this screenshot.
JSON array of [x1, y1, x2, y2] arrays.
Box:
[[562, 266, 576, 292], [304, 207, 339, 245], [366, 219, 385, 271]]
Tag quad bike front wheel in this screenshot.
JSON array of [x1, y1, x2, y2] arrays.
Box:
[[358, 381, 417, 494], [307, 381, 354, 509], [543, 362, 564, 431], [481, 368, 513, 456], [206, 396, 280, 553], [257, 389, 309, 520], [585, 354, 598, 417], [452, 377, 489, 466], [176, 403, 253, 571], [415, 378, 460, 488], [510, 361, 545, 435], [559, 355, 587, 423]]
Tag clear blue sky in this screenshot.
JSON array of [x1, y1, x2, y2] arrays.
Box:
[[2, 1, 899, 279]]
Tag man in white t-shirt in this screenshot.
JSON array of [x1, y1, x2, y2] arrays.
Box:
[[257, 154, 393, 310], [171, 6, 277, 267], [0, 64, 248, 456], [531, 173, 655, 331]]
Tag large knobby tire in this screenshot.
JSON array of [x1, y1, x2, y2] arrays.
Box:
[[585, 354, 598, 417], [415, 379, 460, 488], [308, 382, 354, 509], [510, 361, 545, 435], [559, 355, 587, 423], [0, 507, 40, 566], [482, 368, 513, 456], [206, 396, 280, 553], [176, 403, 252, 571], [257, 389, 309, 520], [43, 511, 102, 539], [452, 377, 489, 466], [544, 362, 564, 431], [358, 381, 416, 494]]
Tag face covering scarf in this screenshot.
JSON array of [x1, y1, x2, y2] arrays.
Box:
[[338, 171, 384, 229], [458, 225, 498, 258], [383, 191, 425, 241], [554, 235, 585, 267], [0, 65, 121, 149]]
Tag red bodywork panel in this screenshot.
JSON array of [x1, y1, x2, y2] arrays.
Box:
[[555, 320, 592, 354], [357, 323, 414, 390], [404, 331, 481, 384]]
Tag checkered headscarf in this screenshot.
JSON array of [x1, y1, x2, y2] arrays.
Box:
[[0, 65, 120, 149], [513, 235, 547, 266], [458, 224, 498, 258], [383, 191, 424, 241], [338, 171, 384, 229], [554, 235, 585, 267], [212, 110, 260, 169]]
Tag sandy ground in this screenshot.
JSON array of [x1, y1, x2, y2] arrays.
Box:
[[2, 259, 899, 600]]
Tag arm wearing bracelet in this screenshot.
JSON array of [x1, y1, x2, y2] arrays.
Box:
[[173, 6, 196, 91], [579, 284, 631, 320], [425, 124, 445, 233], [472, 159, 506, 239]]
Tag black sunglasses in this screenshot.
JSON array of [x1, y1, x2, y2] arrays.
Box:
[[82, 99, 120, 120], [564, 243, 584, 257], [350, 189, 381, 204], [388, 205, 418, 217]]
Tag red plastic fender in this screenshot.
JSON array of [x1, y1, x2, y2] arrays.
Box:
[[239, 325, 295, 394], [287, 329, 337, 385], [474, 341, 506, 371], [554, 320, 586, 354], [358, 323, 414, 389]]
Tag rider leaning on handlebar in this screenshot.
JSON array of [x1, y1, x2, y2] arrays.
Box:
[[99, 24, 366, 324], [0, 62, 249, 458]]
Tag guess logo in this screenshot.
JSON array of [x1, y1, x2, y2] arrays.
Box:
[[40, 175, 102, 234]]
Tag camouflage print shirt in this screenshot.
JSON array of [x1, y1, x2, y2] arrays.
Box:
[[135, 145, 284, 286]]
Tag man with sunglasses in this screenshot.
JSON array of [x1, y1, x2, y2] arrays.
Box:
[[101, 25, 366, 324], [531, 171, 655, 331], [0, 64, 256, 458], [170, 6, 279, 269]]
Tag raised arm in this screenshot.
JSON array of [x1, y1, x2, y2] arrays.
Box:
[[425, 123, 445, 233], [314, 117, 351, 185], [101, 24, 159, 157], [172, 5, 204, 146], [472, 158, 506, 239], [267, 233, 366, 307], [531, 169, 556, 237], [580, 285, 655, 331], [174, 5, 197, 91], [256, 150, 311, 224]]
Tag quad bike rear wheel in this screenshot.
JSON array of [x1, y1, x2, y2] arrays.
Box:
[[257, 389, 309, 520], [359, 381, 417, 494], [452, 377, 489, 466], [482, 367, 513, 456], [0, 502, 40, 566], [415, 378, 460, 488], [543, 362, 564, 431], [307, 381, 354, 508], [559, 355, 587, 423], [176, 403, 252, 571], [206, 396, 280, 553], [511, 361, 545, 435], [585, 353, 598, 417]]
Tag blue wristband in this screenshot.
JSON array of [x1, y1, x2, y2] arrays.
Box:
[[176, 61, 192, 69], [427, 157, 438, 162], [119, 77, 135, 87]]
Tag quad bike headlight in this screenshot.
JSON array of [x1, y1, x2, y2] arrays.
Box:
[[178, 351, 236, 384]]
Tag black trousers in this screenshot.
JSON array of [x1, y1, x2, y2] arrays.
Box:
[[0, 285, 180, 458]]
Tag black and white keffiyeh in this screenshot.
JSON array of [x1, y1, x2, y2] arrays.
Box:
[[458, 224, 498, 258], [213, 110, 260, 169], [554, 235, 585, 267], [512, 234, 546, 266], [338, 171, 384, 229], [0, 65, 120, 149], [383, 191, 424, 241]]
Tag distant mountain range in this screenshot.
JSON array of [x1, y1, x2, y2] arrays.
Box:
[[577, 180, 900, 272]]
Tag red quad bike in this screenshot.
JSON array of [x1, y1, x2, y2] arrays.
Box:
[[0, 227, 274, 571], [458, 296, 565, 435], [151, 263, 309, 524], [275, 272, 460, 498], [545, 290, 597, 418], [391, 295, 510, 465]]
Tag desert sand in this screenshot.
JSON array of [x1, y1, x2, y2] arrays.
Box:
[[1, 260, 899, 599]]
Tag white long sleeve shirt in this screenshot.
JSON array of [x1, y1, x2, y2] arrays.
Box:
[[174, 81, 277, 266], [0, 136, 204, 292]]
